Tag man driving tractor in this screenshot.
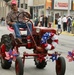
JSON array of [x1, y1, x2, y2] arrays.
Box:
[[6, 0, 32, 44]]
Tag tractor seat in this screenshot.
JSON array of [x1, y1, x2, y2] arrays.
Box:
[[7, 26, 26, 32]]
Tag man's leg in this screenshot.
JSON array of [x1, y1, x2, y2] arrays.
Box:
[[13, 23, 21, 38], [13, 22, 32, 36], [12, 23, 22, 43], [65, 23, 67, 31], [63, 23, 65, 31], [18, 23, 32, 45]]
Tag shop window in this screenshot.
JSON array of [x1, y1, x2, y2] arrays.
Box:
[[25, 4, 27, 9], [21, 4, 23, 8], [30, 7, 33, 19]]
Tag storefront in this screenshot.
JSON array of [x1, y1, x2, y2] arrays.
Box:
[[28, 0, 45, 19], [53, 0, 71, 21], [30, 5, 44, 19]]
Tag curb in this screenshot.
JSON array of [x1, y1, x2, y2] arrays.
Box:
[[61, 31, 74, 36]]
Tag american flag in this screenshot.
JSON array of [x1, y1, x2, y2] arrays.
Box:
[[41, 32, 50, 44], [67, 50, 74, 62], [50, 54, 58, 62], [5, 49, 19, 62]]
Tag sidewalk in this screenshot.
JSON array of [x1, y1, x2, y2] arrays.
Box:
[[52, 25, 74, 36], [62, 31, 74, 36]]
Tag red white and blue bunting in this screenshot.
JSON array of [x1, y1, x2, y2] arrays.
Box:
[[41, 32, 58, 50], [67, 50, 74, 62]]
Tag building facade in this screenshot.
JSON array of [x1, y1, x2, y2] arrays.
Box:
[[0, 0, 12, 19], [0, 0, 7, 18], [0, 0, 74, 23]]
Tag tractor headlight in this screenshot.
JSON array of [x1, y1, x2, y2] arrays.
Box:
[[36, 28, 40, 33]]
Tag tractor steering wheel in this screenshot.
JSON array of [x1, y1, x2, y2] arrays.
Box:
[[16, 11, 33, 27], [17, 11, 31, 23]]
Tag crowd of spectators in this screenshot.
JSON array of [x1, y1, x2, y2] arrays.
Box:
[[56, 15, 74, 33]]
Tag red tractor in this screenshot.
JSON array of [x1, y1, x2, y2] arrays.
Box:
[[0, 12, 66, 75]]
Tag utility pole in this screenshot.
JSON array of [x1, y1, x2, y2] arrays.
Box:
[[18, 0, 20, 7], [2, 0, 4, 17], [44, 0, 46, 16], [68, 0, 70, 16], [23, 0, 25, 9]]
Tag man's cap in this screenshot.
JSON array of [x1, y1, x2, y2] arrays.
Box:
[[11, 0, 17, 5]]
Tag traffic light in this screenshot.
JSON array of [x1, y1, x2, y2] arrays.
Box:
[[3, 0, 10, 2]]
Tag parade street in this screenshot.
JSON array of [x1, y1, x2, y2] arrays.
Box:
[[0, 25, 74, 75]]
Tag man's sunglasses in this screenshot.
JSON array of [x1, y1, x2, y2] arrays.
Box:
[[11, 4, 16, 6]]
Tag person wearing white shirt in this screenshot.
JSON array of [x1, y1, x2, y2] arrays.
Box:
[[39, 15, 44, 26], [62, 15, 67, 31], [57, 16, 62, 29], [56, 16, 62, 35]]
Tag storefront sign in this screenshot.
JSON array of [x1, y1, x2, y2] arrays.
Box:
[[54, 0, 71, 10]]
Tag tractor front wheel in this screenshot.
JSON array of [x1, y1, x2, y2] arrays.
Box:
[[56, 57, 66, 75], [34, 57, 47, 69], [15, 57, 24, 75]]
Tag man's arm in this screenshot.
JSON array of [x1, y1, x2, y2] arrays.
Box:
[[19, 8, 31, 18], [6, 13, 15, 26]]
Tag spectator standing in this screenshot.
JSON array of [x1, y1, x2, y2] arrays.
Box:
[[71, 18, 74, 34], [43, 16, 48, 27], [62, 15, 67, 31], [1, 17, 5, 26], [57, 16, 62, 30], [67, 16, 72, 33], [39, 15, 44, 26], [34, 16, 39, 26]]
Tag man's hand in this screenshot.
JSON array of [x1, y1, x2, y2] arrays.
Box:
[[8, 21, 16, 26], [10, 22, 15, 25], [25, 11, 31, 18], [23, 17, 30, 23]]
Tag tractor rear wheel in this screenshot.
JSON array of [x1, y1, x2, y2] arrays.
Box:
[[1, 34, 12, 69]]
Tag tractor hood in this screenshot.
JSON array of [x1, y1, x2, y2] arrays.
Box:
[[33, 27, 56, 35]]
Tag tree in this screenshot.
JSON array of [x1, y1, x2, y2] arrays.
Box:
[[3, 0, 10, 2]]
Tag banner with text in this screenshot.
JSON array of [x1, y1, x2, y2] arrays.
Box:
[[54, 0, 71, 10]]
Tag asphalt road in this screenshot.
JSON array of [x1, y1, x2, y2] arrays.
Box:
[[0, 25, 74, 75]]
